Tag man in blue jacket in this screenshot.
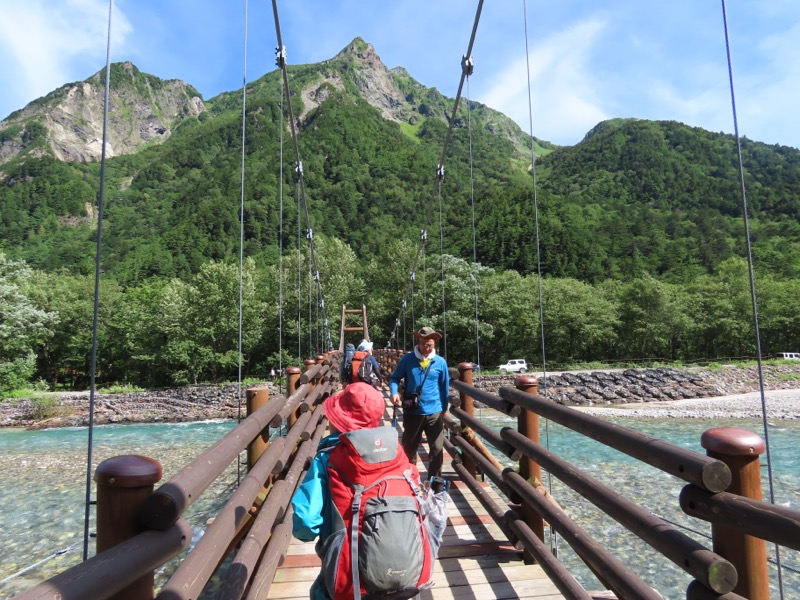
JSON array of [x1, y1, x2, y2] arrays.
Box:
[[390, 326, 450, 478]]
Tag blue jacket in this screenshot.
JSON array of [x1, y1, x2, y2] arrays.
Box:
[[291, 434, 340, 543], [389, 351, 450, 415]]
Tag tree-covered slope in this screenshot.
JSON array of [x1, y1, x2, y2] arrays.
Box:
[[2, 50, 800, 287]]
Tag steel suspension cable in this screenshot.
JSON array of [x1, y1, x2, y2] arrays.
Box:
[[720, 1, 784, 595], [522, 0, 557, 555], [437, 176, 447, 359], [82, 0, 113, 562], [277, 49, 285, 381], [466, 73, 481, 379], [235, 0, 250, 485], [297, 181, 302, 359], [389, 0, 485, 349], [272, 0, 333, 356]]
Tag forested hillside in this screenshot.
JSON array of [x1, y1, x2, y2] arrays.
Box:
[[2, 42, 800, 392]]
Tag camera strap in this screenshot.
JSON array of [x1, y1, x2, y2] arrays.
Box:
[[414, 361, 434, 395]]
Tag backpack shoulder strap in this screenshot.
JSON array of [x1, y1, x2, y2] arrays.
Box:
[[350, 482, 366, 600]]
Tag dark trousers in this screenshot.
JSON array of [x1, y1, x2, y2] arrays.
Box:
[[401, 411, 445, 478]]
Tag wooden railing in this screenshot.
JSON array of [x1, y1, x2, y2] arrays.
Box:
[[14, 353, 342, 600], [449, 362, 800, 600], [13, 353, 800, 600]]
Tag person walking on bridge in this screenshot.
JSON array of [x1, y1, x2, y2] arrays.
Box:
[[390, 326, 450, 479]]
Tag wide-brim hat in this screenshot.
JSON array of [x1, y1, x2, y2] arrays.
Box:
[[324, 382, 385, 432], [413, 326, 442, 341]]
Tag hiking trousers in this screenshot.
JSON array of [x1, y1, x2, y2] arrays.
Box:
[[401, 411, 445, 478]]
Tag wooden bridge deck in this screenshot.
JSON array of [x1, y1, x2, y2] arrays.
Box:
[[268, 403, 566, 599]]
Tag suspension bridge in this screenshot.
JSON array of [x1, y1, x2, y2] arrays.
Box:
[[10, 350, 800, 600], [6, 0, 799, 598]]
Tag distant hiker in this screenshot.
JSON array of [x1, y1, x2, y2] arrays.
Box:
[[291, 382, 446, 600], [390, 326, 450, 479], [342, 340, 383, 389], [269, 368, 276, 379], [338, 342, 356, 384]]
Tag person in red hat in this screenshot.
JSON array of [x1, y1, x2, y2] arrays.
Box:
[[290, 384, 386, 595], [291, 382, 436, 600]]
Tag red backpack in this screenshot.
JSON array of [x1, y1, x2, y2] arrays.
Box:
[[321, 426, 434, 599]]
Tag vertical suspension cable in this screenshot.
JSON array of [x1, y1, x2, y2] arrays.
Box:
[[297, 182, 302, 361], [422, 237, 427, 320], [719, 1, 784, 595], [388, 0, 484, 351], [235, 0, 250, 485], [522, 0, 557, 555], [277, 48, 285, 382], [410, 275, 415, 333], [307, 245, 312, 354], [271, 1, 333, 355], [466, 72, 481, 380], [83, 0, 113, 562], [437, 173, 447, 359]]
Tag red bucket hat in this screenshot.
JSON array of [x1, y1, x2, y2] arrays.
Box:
[[324, 382, 385, 432]]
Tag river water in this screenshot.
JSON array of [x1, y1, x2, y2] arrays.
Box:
[[0, 416, 798, 599]]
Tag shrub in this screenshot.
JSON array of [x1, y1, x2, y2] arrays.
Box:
[[28, 395, 65, 420]]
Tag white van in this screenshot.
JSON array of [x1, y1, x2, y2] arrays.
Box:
[[778, 352, 800, 360]]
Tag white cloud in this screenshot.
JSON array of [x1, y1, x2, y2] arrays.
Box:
[[0, 0, 131, 118], [477, 19, 609, 146]]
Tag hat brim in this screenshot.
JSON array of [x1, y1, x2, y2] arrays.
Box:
[[324, 393, 355, 433], [413, 331, 442, 341]]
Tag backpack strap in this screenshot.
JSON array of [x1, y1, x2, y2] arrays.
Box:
[[350, 483, 365, 600]]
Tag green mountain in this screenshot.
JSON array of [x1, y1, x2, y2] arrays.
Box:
[[1, 38, 800, 286]]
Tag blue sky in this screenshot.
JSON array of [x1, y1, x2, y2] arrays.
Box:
[[2, 0, 799, 149]]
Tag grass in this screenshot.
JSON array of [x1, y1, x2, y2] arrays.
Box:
[[99, 383, 145, 394]]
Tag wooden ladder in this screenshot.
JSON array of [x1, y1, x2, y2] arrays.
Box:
[[339, 304, 370, 351]]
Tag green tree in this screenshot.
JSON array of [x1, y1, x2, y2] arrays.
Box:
[[267, 235, 366, 360], [686, 257, 754, 358], [540, 277, 619, 364], [479, 270, 540, 367], [26, 271, 123, 389], [0, 255, 55, 391], [610, 274, 693, 361], [157, 258, 267, 384]]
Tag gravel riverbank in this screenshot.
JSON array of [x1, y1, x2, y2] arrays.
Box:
[[573, 388, 800, 419], [2, 364, 800, 428]]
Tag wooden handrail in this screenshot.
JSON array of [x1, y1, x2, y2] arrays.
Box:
[[156, 438, 288, 598], [138, 389, 302, 530], [499, 386, 732, 493], [504, 470, 665, 600], [15, 520, 191, 600], [215, 411, 327, 600], [501, 427, 737, 593], [680, 485, 800, 550]]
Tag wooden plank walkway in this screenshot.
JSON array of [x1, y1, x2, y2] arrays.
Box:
[[268, 402, 566, 599]]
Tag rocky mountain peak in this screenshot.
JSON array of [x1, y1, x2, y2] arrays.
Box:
[[0, 62, 206, 167]]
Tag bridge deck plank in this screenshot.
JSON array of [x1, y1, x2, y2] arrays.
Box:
[[267, 409, 566, 599]]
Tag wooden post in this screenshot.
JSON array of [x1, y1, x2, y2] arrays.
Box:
[[94, 455, 162, 600], [457, 362, 479, 479], [246, 386, 270, 470], [701, 427, 768, 600], [515, 375, 544, 558], [286, 366, 302, 427]]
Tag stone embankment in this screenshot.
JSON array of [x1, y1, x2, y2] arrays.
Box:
[[0, 383, 280, 429], [2, 364, 799, 428], [471, 363, 800, 407]]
